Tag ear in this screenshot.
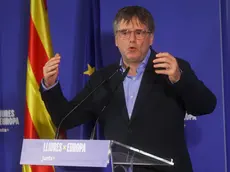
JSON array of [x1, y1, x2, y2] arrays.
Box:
[[115, 35, 118, 47], [149, 33, 154, 46]]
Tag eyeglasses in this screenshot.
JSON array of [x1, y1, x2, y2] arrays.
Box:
[[116, 29, 151, 40]]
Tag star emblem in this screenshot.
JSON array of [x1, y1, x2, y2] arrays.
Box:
[[84, 64, 95, 76]]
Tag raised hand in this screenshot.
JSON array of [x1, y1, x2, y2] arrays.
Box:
[[153, 52, 181, 83], [43, 53, 61, 88]]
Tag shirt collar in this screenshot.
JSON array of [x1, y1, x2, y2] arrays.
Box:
[[119, 48, 151, 73]]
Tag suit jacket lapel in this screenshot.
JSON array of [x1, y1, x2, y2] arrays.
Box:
[[129, 50, 159, 123], [107, 64, 130, 124], [108, 49, 160, 124], [116, 83, 130, 124]]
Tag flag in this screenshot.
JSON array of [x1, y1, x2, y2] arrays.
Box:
[[60, 1, 105, 171], [82, 0, 103, 82], [23, 0, 57, 171], [74, 0, 103, 140]]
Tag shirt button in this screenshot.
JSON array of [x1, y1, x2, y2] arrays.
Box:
[[130, 95, 133, 99]]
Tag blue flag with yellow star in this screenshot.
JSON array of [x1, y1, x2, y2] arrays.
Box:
[[77, 0, 102, 139], [82, 0, 102, 82], [64, 0, 102, 141], [62, 1, 112, 171]]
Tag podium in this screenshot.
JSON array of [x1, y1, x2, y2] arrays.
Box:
[[20, 139, 174, 172]]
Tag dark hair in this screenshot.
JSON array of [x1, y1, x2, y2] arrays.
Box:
[[113, 6, 155, 34]]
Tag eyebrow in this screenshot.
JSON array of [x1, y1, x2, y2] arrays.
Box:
[[118, 28, 146, 31]]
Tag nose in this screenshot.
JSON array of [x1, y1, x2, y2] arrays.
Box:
[[129, 31, 136, 42]]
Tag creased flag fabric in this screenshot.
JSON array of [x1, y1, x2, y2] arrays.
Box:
[[23, 0, 56, 171], [83, 0, 103, 76], [75, 0, 103, 140], [64, 1, 107, 171]]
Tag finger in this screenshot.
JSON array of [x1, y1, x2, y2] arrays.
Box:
[[153, 63, 170, 69], [54, 53, 60, 57], [46, 54, 61, 63], [43, 64, 58, 76], [156, 52, 171, 58], [155, 69, 170, 75], [49, 57, 60, 63], [45, 59, 60, 68], [50, 54, 61, 61], [52, 53, 60, 58], [45, 64, 59, 73], [153, 57, 171, 64], [45, 67, 59, 78], [45, 70, 58, 78], [48, 54, 60, 62], [155, 53, 174, 63]]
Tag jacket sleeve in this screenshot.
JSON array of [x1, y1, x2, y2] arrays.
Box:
[[172, 58, 217, 115], [39, 72, 104, 130]]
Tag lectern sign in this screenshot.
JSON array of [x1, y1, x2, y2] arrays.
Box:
[[20, 139, 111, 167]]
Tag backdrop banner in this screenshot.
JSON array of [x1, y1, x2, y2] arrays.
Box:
[[0, 0, 227, 172]]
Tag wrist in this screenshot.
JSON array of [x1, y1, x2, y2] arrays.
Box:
[[44, 80, 53, 88], [169, 68, 182, 84]]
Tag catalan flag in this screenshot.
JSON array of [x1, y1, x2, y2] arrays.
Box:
[[23, 0, 56, 171]]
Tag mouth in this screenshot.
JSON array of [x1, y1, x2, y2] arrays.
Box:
[[128, 46, 137, 51]]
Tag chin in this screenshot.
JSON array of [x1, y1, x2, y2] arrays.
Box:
[[127, 54, 141, 60], [126, 52, 140, 58], [126, 57, 141, 63]]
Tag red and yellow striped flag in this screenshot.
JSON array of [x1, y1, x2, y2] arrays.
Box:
[[23, 0, 56, 171]]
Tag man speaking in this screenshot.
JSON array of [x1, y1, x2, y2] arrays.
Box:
[[40, 5, 216, 172]]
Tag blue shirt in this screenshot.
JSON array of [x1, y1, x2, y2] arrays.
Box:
[[120, 49, 151, 119], [42, 48, 151, 120]]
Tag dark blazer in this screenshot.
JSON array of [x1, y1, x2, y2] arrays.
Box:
[[40, 50, 216, 172]]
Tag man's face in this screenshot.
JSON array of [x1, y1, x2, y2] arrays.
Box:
[[115, 17, 154, 64]]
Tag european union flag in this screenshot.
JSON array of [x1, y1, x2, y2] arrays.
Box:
[[82, 0, 103, 81], [79, 0, 103, 140], [68, 0, 103, 141], [63, 1, 111, 172]]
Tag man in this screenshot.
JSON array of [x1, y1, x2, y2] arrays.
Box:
[[40, 6, 216, 172]]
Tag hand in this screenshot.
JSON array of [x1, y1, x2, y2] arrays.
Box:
[[153, 52, 181, 83], [43, 53, 61, 88]]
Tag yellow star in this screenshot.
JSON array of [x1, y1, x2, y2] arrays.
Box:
[[63, 145, 67, 150], [84, 64, 95, 76]]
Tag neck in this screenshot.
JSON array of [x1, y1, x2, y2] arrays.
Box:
[[122, 61, 139, 76]]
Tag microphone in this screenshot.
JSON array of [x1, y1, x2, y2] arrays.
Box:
[[89, 66, 130, 140], [55, 65, 123, 139]]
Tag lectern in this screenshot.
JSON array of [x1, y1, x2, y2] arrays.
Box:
[[20, 139, 174, 172]]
